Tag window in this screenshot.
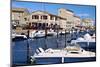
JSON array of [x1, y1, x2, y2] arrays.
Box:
[[41, 16, 42, 19], [43, 15, 47, 20], [67, 22, 71, 24], [24, 18, 27, 21], [55, 17, 58, 20], [16, 21, 19, 25], [29, 23, 31, 26], [32, 15, 39, 19], [26, 22, 28, 24], [50, 16, 54, 20]]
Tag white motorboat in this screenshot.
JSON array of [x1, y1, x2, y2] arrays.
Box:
[[12, 33, 27, 39], [47, 29, 57, 36], [34, 30, 45, 38], [30, 45, 95, 64], [71, 33, 96, 49], [12, 33, 27, 41], [59, 30, 70, 35], [91, 33, 96, 39], [12, 33, 16, 39], [71, 33, 95, 43], [72, 30, 76, 33], [29, 30, 45, 38], [70, 30, 76, 34], [76, 30, 80, 33], [29, 30, 37, 38], [59, 30, 66, 35]]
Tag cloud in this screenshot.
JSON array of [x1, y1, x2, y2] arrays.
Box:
[[77, 13, 90, 17]]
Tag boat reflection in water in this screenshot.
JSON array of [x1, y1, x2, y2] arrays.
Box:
[[31, 44, 96, 65]]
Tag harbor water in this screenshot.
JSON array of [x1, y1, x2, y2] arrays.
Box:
[[12, 30, 96, 65]]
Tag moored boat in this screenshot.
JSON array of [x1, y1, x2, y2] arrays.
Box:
[[71, 33, 96, 50], [47, 29, 57, 36], [34, 30, 45, 38], [12, 33, 27, 41], [30, 45, 95, 64]]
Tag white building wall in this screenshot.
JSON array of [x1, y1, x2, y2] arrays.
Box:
[[58, 8, 75, 30], [73, 16, 81, 27]]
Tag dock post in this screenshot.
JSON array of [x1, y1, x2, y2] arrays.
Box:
[[62, 57, 64, 63], [44, 24, 47, 49], [65, 29, 67, 47], [27, 30, 30, 64], [87, 42, 89, 51]]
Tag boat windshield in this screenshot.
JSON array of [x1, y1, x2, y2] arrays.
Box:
[[70, 52, 79, 54]]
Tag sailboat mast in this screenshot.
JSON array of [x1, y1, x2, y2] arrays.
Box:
[[42, 1, 47, 49], [56, 21, 60, 48], [27, 29, 30, 64]]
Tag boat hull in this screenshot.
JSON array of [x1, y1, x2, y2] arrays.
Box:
[[77, 42, 96, 52], [33, 57, 96, 65], [12, 37, 27, 41], [34, 34, 45, 38]]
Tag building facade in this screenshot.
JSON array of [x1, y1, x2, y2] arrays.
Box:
[[23, 11, 67, 30], [12, 8, 82, 30], [82, 18, 94, 27], [73, 15, 81, 27], [11, 8, 29, 26], [58, 8, 75, 31]]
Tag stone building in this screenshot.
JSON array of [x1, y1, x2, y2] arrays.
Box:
[[73, 15, 81, 27], [11, 7, 82, 30], [11, 8, 29, 26], [82, 18, 94, 27], [58, 8, 75, 31], [23, 11, 67, 30]]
